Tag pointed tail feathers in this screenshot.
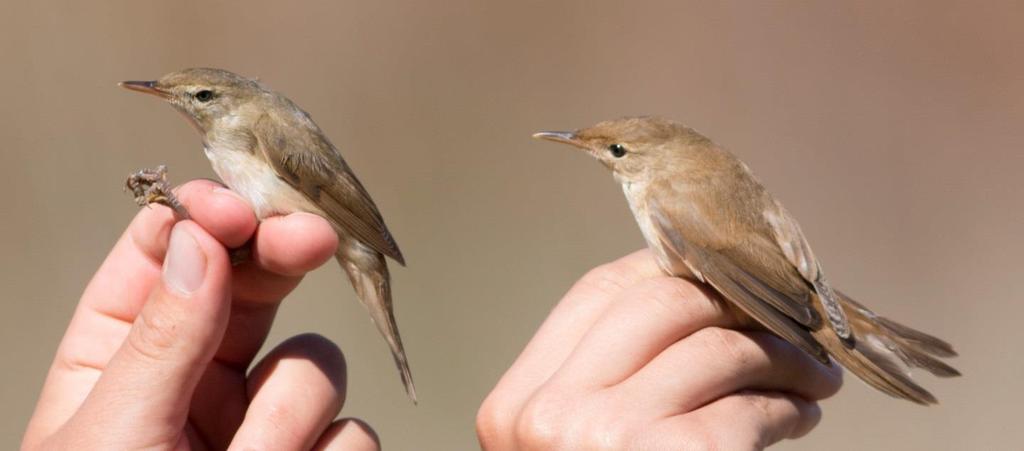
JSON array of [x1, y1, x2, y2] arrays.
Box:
[[812, 291, 959, 405], [339, 254, 418, 403]]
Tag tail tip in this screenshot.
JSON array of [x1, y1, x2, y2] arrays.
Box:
[[405, 382, 419, 405]]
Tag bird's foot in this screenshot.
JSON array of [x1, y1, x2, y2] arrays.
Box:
[[125, 165, 191, 221], [125, 166, 252, 265]]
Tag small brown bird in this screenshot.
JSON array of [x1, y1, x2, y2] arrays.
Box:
[[121, 68, 416, 402], [535, 117, 959, 404]]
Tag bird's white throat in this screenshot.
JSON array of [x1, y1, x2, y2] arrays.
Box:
[[621, 180, 660, 251]]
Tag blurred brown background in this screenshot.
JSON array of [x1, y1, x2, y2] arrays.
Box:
[[1, 1, 1020, 449]]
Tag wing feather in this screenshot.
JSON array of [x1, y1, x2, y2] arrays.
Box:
[[648, 198, 820, 326], [253, 113, 405, 264], [648, 201, 828, 362], [764, 199, 850, 341]]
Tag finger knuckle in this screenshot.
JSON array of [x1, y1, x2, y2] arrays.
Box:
[[577, 263, 631, 295], [737, 394, 778, 448], [673, 419, 722, 451], [514, 394, 632, 450], [126, 307, 182, 362], [515, 392, 570, 448], [694, 327, 758, 370], [475, 392, 515, 446], [583, 415, 633, 450], [739, 392, 774, 419], [633, 277, 702, 316]]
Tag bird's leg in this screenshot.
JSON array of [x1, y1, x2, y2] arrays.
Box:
[[125, 165, 191, 221], [229, 241, 252, 266], [124, 165, 252, 266]]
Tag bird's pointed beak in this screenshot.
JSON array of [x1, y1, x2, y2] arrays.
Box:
[[532, 131, 587, 149], [119, 80, 171, 99]]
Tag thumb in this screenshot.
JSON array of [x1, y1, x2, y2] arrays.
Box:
[[67, 222, 231, 446]]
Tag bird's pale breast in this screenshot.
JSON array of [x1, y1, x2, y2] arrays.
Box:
[[204, 145, 320, 219], [621, 180, 701, 281]]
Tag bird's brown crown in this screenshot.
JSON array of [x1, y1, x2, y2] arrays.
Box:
[[575, 116, 711, 149], [154, 67, 262, 92]]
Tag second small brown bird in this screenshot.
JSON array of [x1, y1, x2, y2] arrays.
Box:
[[121, 68, 416, 402], [535, 117, 959, 404]]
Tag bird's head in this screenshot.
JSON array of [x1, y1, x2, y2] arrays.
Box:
[[533, 116, 712, 183], [120, 68, 265, 132]]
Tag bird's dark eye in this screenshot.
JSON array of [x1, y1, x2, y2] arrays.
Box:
[[194, 90, 214, 102], [609, 143, 627, 158]]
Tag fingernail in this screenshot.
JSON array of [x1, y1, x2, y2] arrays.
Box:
[[163, 225, 207, 296]]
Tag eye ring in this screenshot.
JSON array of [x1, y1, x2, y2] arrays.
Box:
[[608, 143, 627, 158], [194, 90, 214, 102]]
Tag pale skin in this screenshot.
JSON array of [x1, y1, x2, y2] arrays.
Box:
[[477, 250, 843, 449], [22, 180, 379, 450], [23, 179, 841, 450]]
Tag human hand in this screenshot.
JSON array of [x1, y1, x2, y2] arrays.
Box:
[[477, 250, 843, 450], [22, 180, 380, 451]]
